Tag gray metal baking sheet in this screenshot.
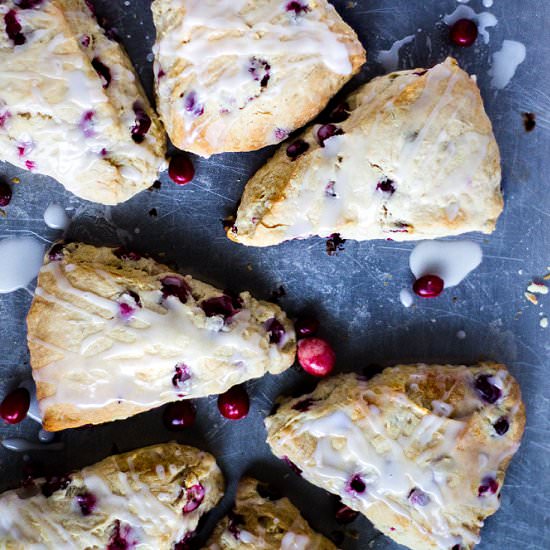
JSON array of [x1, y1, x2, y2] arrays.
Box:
[[0, 1, 549, 548]]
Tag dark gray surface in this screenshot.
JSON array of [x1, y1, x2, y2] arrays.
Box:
[[0, 1, 549, 548]]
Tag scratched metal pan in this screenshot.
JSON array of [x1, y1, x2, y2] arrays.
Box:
[[0, 0, 548, 548]]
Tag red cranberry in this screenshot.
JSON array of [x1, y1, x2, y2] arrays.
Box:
[[25, 160, 35, 170], [201, 294, 241, 320], [286, 139, 309, 160], [274, 128, 289, 140], [478, 477, 499, 497], [413, 275, 444, 298], [376, 178, 396, 195], [76, 491, 97, 515], [168, 155, 195, 185], [218, 385, 249, 420], [118, 291, 141, 320], [113, 247, 141, 261], [294, 315, 319, 338], [328, 102, 350, 123], [0, 387, 30, 424], [91, 57, 111, 88], [172, 363, 191, 393], [0, 110, 11, 128], [163, 401, 196, 430], [248, 57, 270, 87], [0, 181, 13, 207], [493, 416, 509, 435], [183, 91, 204, 117], [161, 276, 191, 304], [450, 18, 478, 48], [347, 474, 366, 494], [107, 520, 137, 550], [316, 124, 344, 146], [5, 10, 25, 45], [325, 180, 337, 198], [474, 374, 502, 404], [130, 102, 151, 144], [265, 318, 285, 344], [286, 0, 310, 15], [297, 338, 335, 377], [182, 483, 205, 513], [408, 487, 430, 506], [334, 500, 359, 524]]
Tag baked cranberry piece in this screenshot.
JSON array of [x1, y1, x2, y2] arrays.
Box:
[[0, 387, 30, 424], [5, 10, 25, 46], [163, 401, 196, 430], [182, 483, 205, 513], [493, 416, 509, 435], [376, 178, 396, 195], [107, 520, 137, 550], [91, 57, 111, 88], [48, 243, 65, 261], [118, 290, 141, 320], [286, 139, 309, 160], [79, 110, 95, 138], [286, 0, 310, 15], [408, 487, 430, 506], [474, 374, 502, 404], [328, 102, 350, 123], [297, 338, 335, 377], [76, 491, 97, 515], [184, 91, 204, 117], [131, 102, 151, 144], [217, 385, 250, 420], [0, 181, 13, 207], [413, 275, 444, 298], [265, 318, 285, 344], [478, 477, 499, 497], [0, 110, 11, 128], [172, 363, 191, 392], [248, 57, 270, 88], [168, 155, 195, 185], [450, 18, 478, 48], [346, 474, 366, 495], [200, 294, 242, 320], [317, 124, 344, 146], [161, 276, 191, 304]]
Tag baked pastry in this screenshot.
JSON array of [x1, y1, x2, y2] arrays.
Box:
[[0, 0, 166, 205], [228, 57, 503, 246], [0, 442, 224, 548], [265, 363, 525, 550], [27, 242, 296, 431], [151, 0, 365, 157], [205, 476, 337, 549]]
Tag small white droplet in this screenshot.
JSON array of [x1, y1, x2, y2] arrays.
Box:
[[456, 330, 467, 340], [540, 317, 549, 329], [400, 288, 414, 308], [0, 237, 44, 293], [44, 204, 70, 230]]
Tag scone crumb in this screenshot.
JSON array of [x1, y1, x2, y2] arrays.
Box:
[[524, 292, 538, 305], [540, 317, 549, 329], [527, 282, 548, 295]]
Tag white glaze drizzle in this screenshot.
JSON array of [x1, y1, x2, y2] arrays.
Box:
[[0, 237, 44, 293], [489, 40, 526, 90], [376, 34, 415, 73], [43, 204, 70, 231]]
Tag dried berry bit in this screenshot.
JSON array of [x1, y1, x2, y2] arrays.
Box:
[[522, 112, 536, 132], [182, 483, 205, 513], [413, 275, 444, 298], [474, 374, 502, 404], [0, 181, 13, 207], [48, 243, 65, 261], [326, 233, 346, 256], [478, 477, 499, 497], [376, 178, 396, 195], [107, 520, 137, 550], [286, 139, 309, 160], [408, 487, 430, 506], [493, 416, 510, 435], [286, 0, 310, 15], [5, 10, 25, 45], [346, 474, 366, 495], [183, 91, 204, 117], [79, 110, 95, 138], [76, 492, 97, 515], [297, 337, 336, 377], [200, 293, 242, 320], [172, 363, 191, 393], [161, 276, 191, 304], [265, 317, 285, 344], [0, 387, 30, 424], [15, 0, 44, 8], [248, 57, 270, 88], [130, 102, 151, 144], [217, 385, 250, 420], [168, 155, 195, 185], [316, 124, 344, 146], [91, 57, 111, 88], [449, 18, 478, 48], [328, 101, 350, 123]]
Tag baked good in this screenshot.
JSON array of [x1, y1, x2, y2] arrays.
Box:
[[0, 442, 224, 548], [151, 0, 365, 157], [27, 242, 296, 431], [0, 0, 166, 205], [265, 363, 525, 550], [228, 57, 503, 246], [205, 476, 337, 549]]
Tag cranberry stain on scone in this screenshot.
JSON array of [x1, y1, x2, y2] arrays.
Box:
[[26, 242, 296, 431], [265, 363, 525, 550], [151, 0, 366, 156], [205, 476, 337, 549], [0, 442, 224, 548], [229, 57, 503, 246], [0, 0, 166, 204]]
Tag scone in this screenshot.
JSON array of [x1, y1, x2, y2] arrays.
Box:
[[151, 0, 366, 157], [0, 442, 224, 548], [205, 476, 337, 549], [27, 242, 296, 431], [265, 363, 525, 550], [0, 0, 166, 204], [228, 57, 503, 246]]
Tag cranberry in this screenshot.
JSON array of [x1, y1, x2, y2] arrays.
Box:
[[265, 318, 285, 344], [113, 247, 141, 261], [334, 500, 359, 524], [286, 139, 309, 160], [218, 385, 249, 420], [474, 374, 502, 404], [286, 0, 310, 15], [107, 520, 137, 550], [297, 338, 335, 377], [168, 155, 195, 185], [274, 128, 289, 141], [347, 474, 366, 494], [493, 416, 509, 435], [161, 276, 191, 304], [328, 102, 350, 123], [413, 275, 444, 298], [79, 110, 95, 137], [0, 181, 13, 207], [376, 178, 396, 195], [174, 532, 196, 549], [118, 291, 141, 320], [80, 34, 90, 47], [91, 57, 111, 88], [294, 315, 319, 338], [163, 401, 196, 430], [76, 492, 97, 515], [325, 181, 337, 198], [130, 102, 151, 144], [48, 243, 64, 261], [326, 233, 346, 256], [5, 10, 25, 45], [0, 110, 11, 128], [450, 18, 478, 48], [478, 477, 499, 497], [182, 483, 205, 513], [200, 294, 241, 320], [248, 57, 270, 88], [282, 456, 302, 475], [172, 363, 191, 393], [183, 91, 204, 117], [25, 160, 35, 171], [316, 124, 344, 146], [292, 398, 315, 412], [0, 388, 30, 424], [408, 488, 430, 506], [41, 475, 71, 497]]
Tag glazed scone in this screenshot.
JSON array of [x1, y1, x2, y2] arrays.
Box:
[[0, 442, 224, 548], [0, 0, 166, 204], [229, 57, 503, 246], [265, 363, 525, 550], [27, 242, 296, 431], [151, 0, 365, 157], [205, 476, 337, 549]]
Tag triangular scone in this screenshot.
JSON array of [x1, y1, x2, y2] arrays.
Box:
[[151, 0, 365, 157], [27, 242, 296, 431], [0, 442, 224, 548], [205, 476, 337, 549], [266, 363, 525, 550], [229, 57, 503, 246], [0, 0, 166, 204]]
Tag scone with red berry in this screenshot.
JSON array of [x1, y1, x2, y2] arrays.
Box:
[[0, 442, 224, 549], [0, 0, 166, 204], [27, 242, 296, 431], [205, 476, 337, 549], [151, 0, 366, 157], [229, 57, 503, 246], [265, 363, 525, 550]]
